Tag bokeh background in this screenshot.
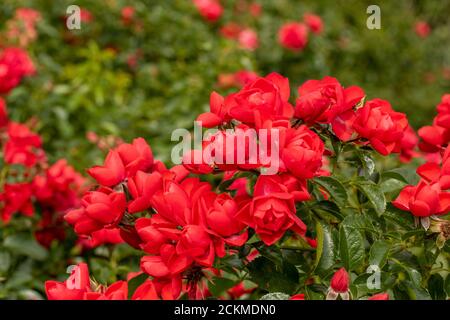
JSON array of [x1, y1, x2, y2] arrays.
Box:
[[1, 0, 449, 171]]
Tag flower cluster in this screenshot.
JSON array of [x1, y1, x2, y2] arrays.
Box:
[[51, 72, 421, 300], [393, 94, 450, 230], [193, 1, 323, 53], [0, 47, 85, 248]]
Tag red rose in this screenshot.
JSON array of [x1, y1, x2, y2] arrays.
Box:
[[116, 137, 154, 177], [127, 170, 162, 213], [141, 244, 192, 277], [237, 175, 307, 245], [281, 125, 324, 179], [65, 189, 126, 235], [0, 47, 35, 94], [416, 147, 450, 190], [393, 180, 450, 217], [238, 28, 259, 50], [295, 76, 365, 140], [227, 72, 293, 128], [0, 182, 34, 223], [414, 21, 431, 38], [88, 137, 153, 187], [176, 225, 215, 267], [87, 149, 125, 187], [330, 268, 350, 293], [193, 0, 223, 22], [353, 99, 409, 155], [278, 22, 309, 52], [304, 13, 323, 34], [418, 124, 448, 153], [4, 122, 44, 167]]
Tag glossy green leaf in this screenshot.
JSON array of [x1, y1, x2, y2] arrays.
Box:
[[314, 176, 348, 208]]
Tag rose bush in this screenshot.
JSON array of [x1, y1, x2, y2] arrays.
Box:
[[42, 73, 449, 300], [0, 0, 449, 301]]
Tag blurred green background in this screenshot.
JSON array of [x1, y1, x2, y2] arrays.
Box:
[[1, 0, 449, 170]]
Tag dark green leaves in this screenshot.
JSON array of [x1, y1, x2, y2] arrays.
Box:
[[354, 180, 386, 215], [314, 221, 337, 274], [247, 257, 299, 294], [313, 176, 348, 208], [369, 240, 390, 268], [339, 221, 365, 271]]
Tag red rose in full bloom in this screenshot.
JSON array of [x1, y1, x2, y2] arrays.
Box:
[[87, 138, 153, 186], [127, 170, 162, 213], [116, 137, 154, 177], [237, 175, 307, 245], [176, 225, 216, 267], [227, 72, 293, 127], [393, 180, 450, 217], [65, 189, 127, 235], [278, 22, 308, 52], [294, 76, 365, 140], [281, 125, 324, 179], [304, 13, 324, 34], [353, 99, 409, 155], [45, 263, 91, 300]]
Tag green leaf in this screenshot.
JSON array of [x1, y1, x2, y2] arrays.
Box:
[[380, 178, 406, 194], [260, 292, 290, 300], [382, 168, 419, 185], [247, 257, 299, 294], [127, 273, 148, 299], [355, 181, 386, 215], [369, 240, 390, 268], [428, 274, 446, 300], [314, 221, 336, 274], [313, 176, 348, 208], [3, 234, 48, 261], [384, 204, 415, 230], [339, 224, 365, 271], [0, 250, 11, 273]]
